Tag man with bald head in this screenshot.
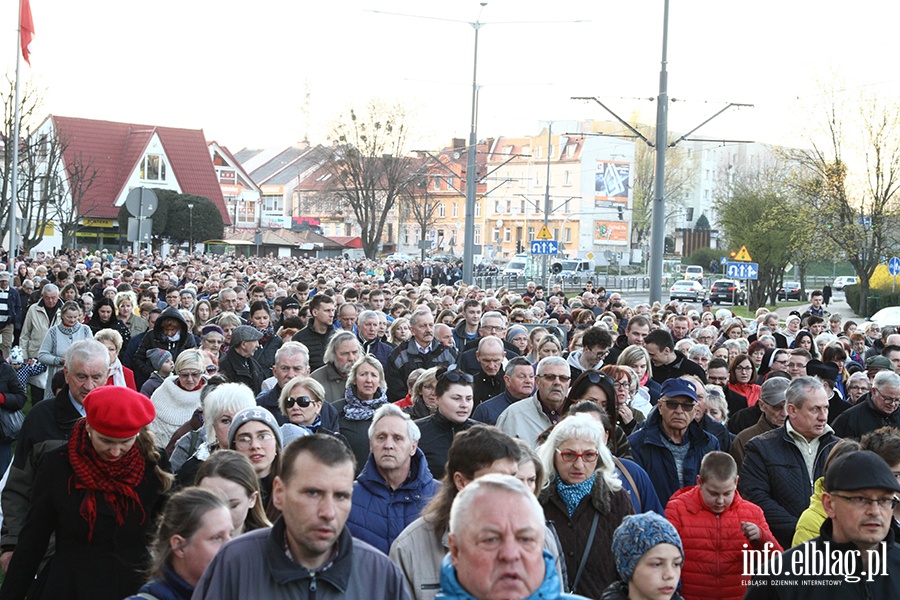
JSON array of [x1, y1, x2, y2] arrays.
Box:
[[473, 337, 506, 406]]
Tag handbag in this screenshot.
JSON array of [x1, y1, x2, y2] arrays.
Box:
[[0, 407, 25, 442]]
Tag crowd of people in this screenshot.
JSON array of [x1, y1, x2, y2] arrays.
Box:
[[0, 246, 898, 599]]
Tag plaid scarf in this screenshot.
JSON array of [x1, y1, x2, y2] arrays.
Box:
[[67, 419, 146, 541]]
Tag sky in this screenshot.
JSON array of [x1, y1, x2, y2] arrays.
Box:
[[4, 0, 900, 154]]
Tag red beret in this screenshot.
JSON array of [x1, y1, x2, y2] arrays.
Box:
[[83, 386, 155, 439]]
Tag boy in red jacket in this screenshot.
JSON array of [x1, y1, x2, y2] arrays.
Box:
[[666, 451, 781, 600]]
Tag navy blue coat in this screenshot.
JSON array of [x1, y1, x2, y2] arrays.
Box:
[[346, 448, 439, 554], [628, 407, 720, 505]]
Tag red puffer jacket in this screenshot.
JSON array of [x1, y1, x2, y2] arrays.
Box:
[[665, 486, 782, 600]]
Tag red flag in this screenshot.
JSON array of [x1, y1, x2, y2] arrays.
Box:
[[20, 0, 35, 65]]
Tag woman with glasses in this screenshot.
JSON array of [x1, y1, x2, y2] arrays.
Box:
[[278, 375, 339, 435], [728, 353, 761, 408], [845, 371, 871, 405], [600, 365, 647, 435], [566, 370, 632, 459], [94, 328, 137, 391], [617, 345, 662, 408], [405, 367, 440, 419], [415, 368, 477, 479], [537, 414, 634, 598], [227, 406, 283, 515], [38, 300, 94, 400], [149, 349, 208, 450], [335, 355, 390, 473]]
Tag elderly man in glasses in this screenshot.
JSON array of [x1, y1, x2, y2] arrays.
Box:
[[497, 356, 572, 447], [833, 371, 900, 439], [745, 450, 900, 599], [628, 378, 720, 506]]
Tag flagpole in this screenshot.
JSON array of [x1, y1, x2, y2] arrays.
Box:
[[8, 1, 23, 274]]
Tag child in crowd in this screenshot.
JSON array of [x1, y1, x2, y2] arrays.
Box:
[[605, 512, 685, 600], [140, 348, 174, 398], [665, 451, 781, 600]]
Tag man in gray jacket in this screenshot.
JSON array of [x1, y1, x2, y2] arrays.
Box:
[[193, 434, 410, 599]]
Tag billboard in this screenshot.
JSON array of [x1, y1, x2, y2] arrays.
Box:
[[594, 160, 630, 208], [594, 220, 629, 244]]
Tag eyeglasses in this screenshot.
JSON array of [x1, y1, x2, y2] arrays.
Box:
[[830, 494, 899, 510], [481, 325, 505, 332], [735, 365, 754, 372], [286, 396, 318, 408], [233, 431, 275, 447], [663, 400, 696, 412], [178, 371, 203, 378], [439, 371, 474, 384], [540, 373, 571, 383], [579, 371, 613, 386], [556, 449, 600, 463], [876, 389, 900, 405], [612, 380, 631, 390]]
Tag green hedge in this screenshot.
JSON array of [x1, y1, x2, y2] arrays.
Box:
[[845, 284, 900, 318]]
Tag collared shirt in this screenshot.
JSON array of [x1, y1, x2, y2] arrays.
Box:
[[538, 396, 562, 425], [786, 419, 833, 486], [69, 392, 86, 417]]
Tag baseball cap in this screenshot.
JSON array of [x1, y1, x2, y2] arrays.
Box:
[[660, 378, 698, 403]]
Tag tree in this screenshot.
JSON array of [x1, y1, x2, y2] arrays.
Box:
[[714, 164, 801, 309], [400, 175, 442, 262], [789, 88, 900, 316], [51, 147, 100, 250], [321, 100, 416, 258], [117, 190, 223, 248], [629, 115, 697, 250]]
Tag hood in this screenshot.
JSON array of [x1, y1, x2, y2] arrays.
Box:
[[154, 306, 189, 338]]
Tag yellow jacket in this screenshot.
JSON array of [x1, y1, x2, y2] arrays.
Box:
[[791, 477, 826, 547]]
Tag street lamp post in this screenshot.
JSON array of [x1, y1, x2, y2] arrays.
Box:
[[187, 203, 194, 253]]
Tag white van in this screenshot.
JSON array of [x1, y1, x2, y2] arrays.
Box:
[[503, 255, 530, 277], [684, 265, 704, 281]]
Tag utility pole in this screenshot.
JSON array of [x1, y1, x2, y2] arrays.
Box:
[[541, 122, 552, 288]]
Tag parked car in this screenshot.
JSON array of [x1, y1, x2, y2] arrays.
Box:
[[669, 280, 706, 302], [503, 254, 530, 278], [709, 280, 746, 305], [833, 275, 859, 290], [385, 252, 413, 262], [684, 265, 704, 281], [550, 258, 592, 277], [777, 281, 803, 301], [869, 307, 900, 328]]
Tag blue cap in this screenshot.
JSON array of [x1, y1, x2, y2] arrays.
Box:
[[660, 378, 698, 402]]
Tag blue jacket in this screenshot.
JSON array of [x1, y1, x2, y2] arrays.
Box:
[[125, 566, 193, 600], [615, 457, 665, 516], [1, 286, 22, 331], [472, 390, 524, 426], [346, 447, 440, 554], [436, 550, 588, 599], [628, 407, 720, 505]]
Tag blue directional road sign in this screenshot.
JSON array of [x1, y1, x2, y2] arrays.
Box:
[[890, 257, 900, 277], [530, 240, 559, 255], [726, 261, 759, 280]]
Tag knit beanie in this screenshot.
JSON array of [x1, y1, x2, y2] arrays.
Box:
[[147, 348, 173, 372], [228, 407, 284, 449], [612, 512, 684, 582], [506, 325, 528, 344]]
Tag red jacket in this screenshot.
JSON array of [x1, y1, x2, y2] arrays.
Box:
[[107, 366, 137, 392], [665, 485, 781, 600]]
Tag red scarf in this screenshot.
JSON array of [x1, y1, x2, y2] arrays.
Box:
[[67, 419, 146, 541]]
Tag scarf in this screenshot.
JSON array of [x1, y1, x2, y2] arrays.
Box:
[[341, 385, 388, 421], [557, 473, 595, 517], [108, 359, 126, 387], [298, 414, 322, 435], [255, 324, 275, 344], [67, 419, 146, 541]]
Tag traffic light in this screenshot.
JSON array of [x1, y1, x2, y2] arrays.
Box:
[[516, 240, 523, 253]]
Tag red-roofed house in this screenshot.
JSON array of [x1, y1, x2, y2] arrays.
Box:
[[30, 115, 230, 252]]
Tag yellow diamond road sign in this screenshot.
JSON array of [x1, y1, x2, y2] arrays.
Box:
[[536, 225, 553, 240], [735, 246, 752, 261]]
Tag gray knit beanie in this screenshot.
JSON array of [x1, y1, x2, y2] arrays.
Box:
[[227, 407, 283, 449]]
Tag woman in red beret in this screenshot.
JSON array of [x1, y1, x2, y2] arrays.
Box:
[[0, 387, 173, 600]]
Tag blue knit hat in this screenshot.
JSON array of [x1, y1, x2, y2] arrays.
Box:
[[612, 512, 683, 581]]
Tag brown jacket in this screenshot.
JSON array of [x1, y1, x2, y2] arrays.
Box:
[[730, 414, 777, 472]]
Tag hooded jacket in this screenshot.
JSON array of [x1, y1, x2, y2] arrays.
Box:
[[132, 306, 197, 389], [346, 448, 440, 554], [665, 485, 781, 600]]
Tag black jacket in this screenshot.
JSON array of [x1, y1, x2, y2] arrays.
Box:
[[292, 324, 335, 372], [472, 369, 505, 407], [414, 410, 476, 480], [0, 362, 27, 417], [219, 347, 267, 395], [832, 396, 900, 439], [385, 339, 458, 402], [738, 422, 839, 549], [650, 350, 707, 385], [132, 306, 198, 389]]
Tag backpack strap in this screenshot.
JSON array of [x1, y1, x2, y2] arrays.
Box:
[[613, 456, 641, 508]]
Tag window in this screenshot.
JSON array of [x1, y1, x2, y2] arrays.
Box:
[[438, 203, 446, 218], [140, 155, 166, 181], [452, 203, 458, 217], [404, 228, 410, 244], [520, 199, 526, 214], [448, 175, 455, 189], [506, 200, 512, 213], [387, 223, 393, 242], [504, 228, 511, 242], [474, 228, 481, 245], [566, 145, 576, 158], [553, 228, 559, 239], [495, 200, 502, 214], [433, 178, 440, 190], [564, 170, 571, 185], [262, 195, 282, 212], [686, 207, 695, 221], [493, 227, 501, 242], [475, 202, 481, 217], [528, 227, 535, 240], [565, 228, 572, 243]]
